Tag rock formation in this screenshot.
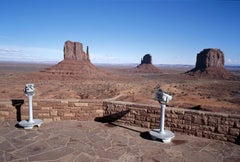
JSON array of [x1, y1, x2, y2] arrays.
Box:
[[185, 48, 235, 79], [140, 54, 152, 64], [135, 54, 161, 73], [42, 40, 109, 79], [64, 41, 90, 62], [195, 48, 224, 69]]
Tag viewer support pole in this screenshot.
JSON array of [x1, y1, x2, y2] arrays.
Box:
[[149, 89, 175, 143], [160, 104, 166, 134], [19, 84, 43, 129], [28, 95, 34, 123]]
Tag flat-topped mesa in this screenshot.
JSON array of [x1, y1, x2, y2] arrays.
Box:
[[195, 48, 224, 70], [185, 48, 236, 79], [64, 40, 90, 62]]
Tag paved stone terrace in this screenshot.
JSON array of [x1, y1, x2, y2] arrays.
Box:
[[0, 120, 239, 162]]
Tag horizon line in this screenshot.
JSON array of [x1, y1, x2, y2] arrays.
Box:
[[1, 60, 240, 67]]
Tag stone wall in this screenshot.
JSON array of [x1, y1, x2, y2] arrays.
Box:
[[0, 99, 103, 122], [102, 101, 240, 144], [0, 99, 239, 144]]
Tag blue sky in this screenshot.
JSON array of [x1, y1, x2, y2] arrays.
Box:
[[0, 0, 240, 65]]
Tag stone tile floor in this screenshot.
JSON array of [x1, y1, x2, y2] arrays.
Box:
[[0, 120, 239, 162]]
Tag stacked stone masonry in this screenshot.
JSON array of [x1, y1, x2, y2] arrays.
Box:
[[0, 99, 103, 122], [0, 99, 239, 144]]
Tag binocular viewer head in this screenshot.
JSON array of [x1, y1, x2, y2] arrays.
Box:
[[24, 84, 35, 96], [156, 89, 172, 104]]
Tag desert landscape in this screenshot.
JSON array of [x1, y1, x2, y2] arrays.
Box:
[[0, 41, 239, 115]]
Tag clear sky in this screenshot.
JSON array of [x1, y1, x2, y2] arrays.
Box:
[[0, 0, 240, 65]]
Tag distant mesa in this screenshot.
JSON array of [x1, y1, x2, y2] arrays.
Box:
[[140, 54, 152, 64], [42, 40, 108, 78], [135, 54, 161, 73], [185, 48, 235, 79], [195, 48, 224, 69]]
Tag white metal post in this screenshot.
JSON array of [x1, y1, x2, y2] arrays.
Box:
[[28, 95, 34, 123], [160, 104, 166, 134], [149, 89, 175, 143], [19, 83, 43, 129]]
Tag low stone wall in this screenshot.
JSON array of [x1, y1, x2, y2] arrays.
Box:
[[0, 99, 239, 144], [102, 101, 240, 144], [0, 99, 103, 122]]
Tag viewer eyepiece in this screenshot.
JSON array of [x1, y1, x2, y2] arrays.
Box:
[[156, 89, 172, 104]]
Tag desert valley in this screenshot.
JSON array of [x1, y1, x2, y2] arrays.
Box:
[[0, 41, 239, 114]]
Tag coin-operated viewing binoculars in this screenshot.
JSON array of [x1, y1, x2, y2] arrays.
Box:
[[149, 88, 175, 143], [156, 89, 172, 105], [18, 84, 43, 129]]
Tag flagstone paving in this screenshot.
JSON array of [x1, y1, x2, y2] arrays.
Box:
[[0, 120, 239, 162]]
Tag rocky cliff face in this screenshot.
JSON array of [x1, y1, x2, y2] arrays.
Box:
[[195, 48, 224, 70], [186, 48, 235, 79], [64, 40, 90, 62]]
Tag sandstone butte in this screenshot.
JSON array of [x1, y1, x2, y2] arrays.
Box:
[[135, 54, 161, 73], [42, 40, 109, 79], [185, 48, 236, 79]]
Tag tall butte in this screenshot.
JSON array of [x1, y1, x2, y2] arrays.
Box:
[[185, 48, 235, 79], [42, 40, 108, 79], [64, 41, 90, 62], [134, 54, 161, 73]]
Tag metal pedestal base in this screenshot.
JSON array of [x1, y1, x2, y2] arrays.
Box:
[[19, 119, 43, 129], [149, 129, 175, 143]]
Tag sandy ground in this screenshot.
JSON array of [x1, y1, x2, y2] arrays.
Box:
[[0, 62, 239, 114]]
